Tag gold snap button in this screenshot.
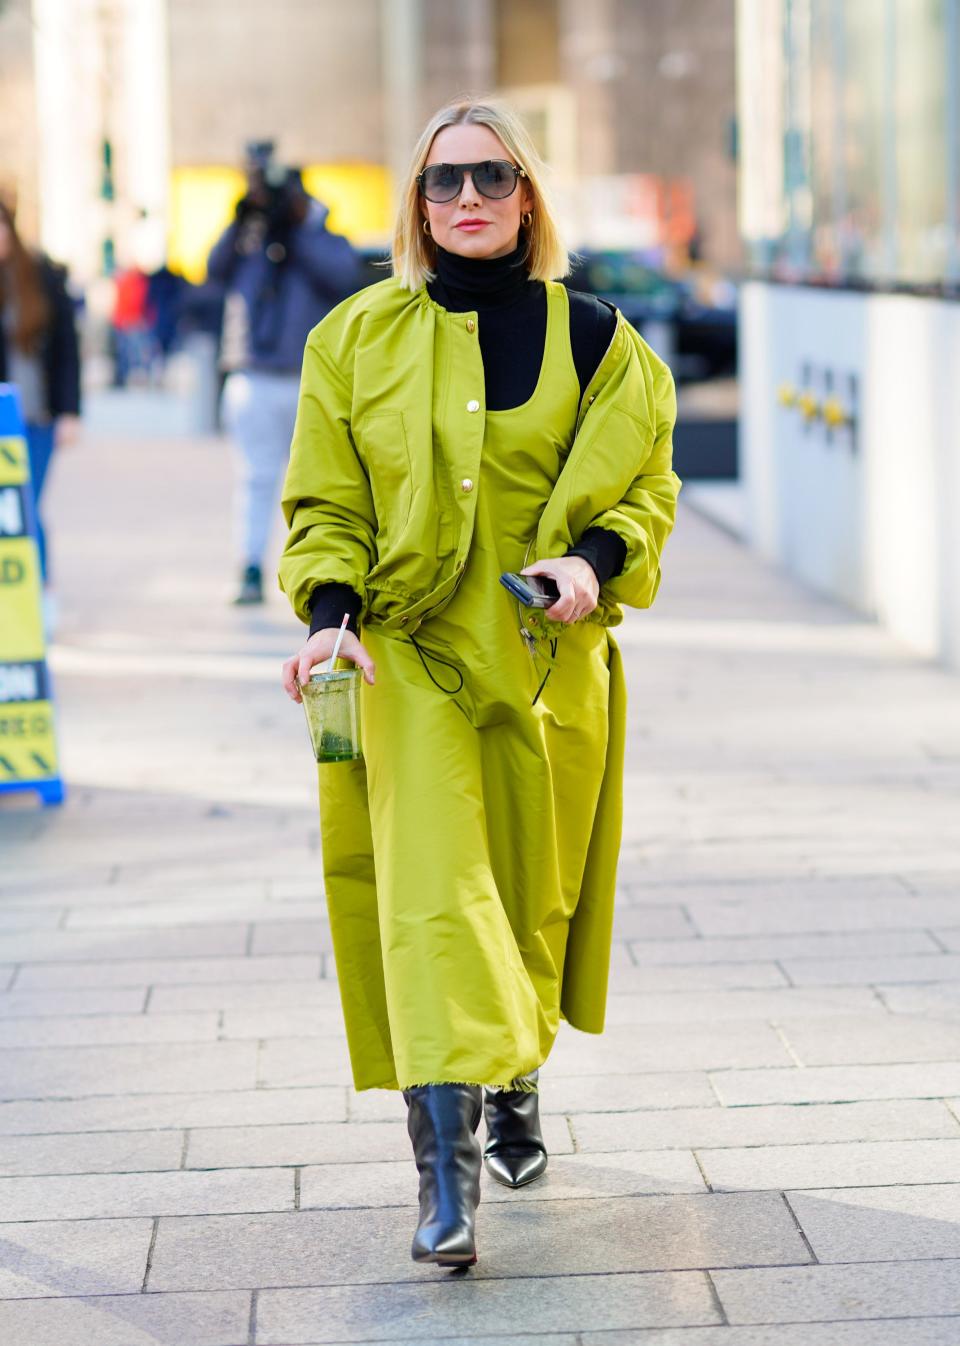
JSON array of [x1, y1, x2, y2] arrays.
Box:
[[466, 399, 480, 413], [588, 394, 596, 403], [466, 319, 476, 333], [460, 478, 474, 493]]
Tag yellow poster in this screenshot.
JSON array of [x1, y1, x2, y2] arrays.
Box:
[[0, 413, 63, 801]]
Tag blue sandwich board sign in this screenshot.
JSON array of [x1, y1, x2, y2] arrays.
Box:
[[0, 385, 64, 805]]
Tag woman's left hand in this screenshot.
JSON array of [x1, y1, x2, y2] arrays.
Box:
[[520, 555, 599, 625]]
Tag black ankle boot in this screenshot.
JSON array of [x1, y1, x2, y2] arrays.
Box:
[[482, 1069, 548, 1188], [403, 1082, 483, 1266]]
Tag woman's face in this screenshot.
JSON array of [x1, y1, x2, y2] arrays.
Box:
[[419, 124, 533, 261]]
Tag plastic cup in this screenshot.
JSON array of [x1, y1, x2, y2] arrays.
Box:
[[298, 668, 363, 763]]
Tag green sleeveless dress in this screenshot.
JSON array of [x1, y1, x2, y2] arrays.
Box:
[[319, 280, 623, 1090]]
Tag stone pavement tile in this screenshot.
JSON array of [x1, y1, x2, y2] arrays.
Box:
[[0, 1128, 183, 1177], [711, 1062, 960, 1106], [0, 965, 13, 990], [546, 1021, 793, 1074], [929, 927, 960, 952], [0, 1289, 251, 1346], [581, 1324, 960, 1346], [791, 1189, 960, 1270], [628, 929, 940, 965], [319, 1338, 577, 1346], [62, 901, 327, 929], [250, 921, 335, 955], [253, 1271, 719, 1343], [777, 1015, 960, 1065], [257, 1037, 354, 1088], [0, 925, 251, 961], [712, 1257, 960, 1324], [187, 1113, 572, 1171], [0, 1086, 347, 1136], [220, 1007, 366, 1039], [299, 1148, 705, 1209], [604, 961, 789, 991], [15, 954, 322, 989], [0, 1011, 220, 1049], [611, 905, 697, 939], [149, 981, 342, 1012], [571, 1099, 959, 1153], [0, 987, 148, 1017], [0, 907, 65, 929], [601, 987, 883, 1022], [149, 1193, 807, 1291], [881, 985, 960, 1016], [789, 1183, 960, 1261], [699, 1137, 960, 1191], [458, 1071, 717, 1120], [0, 1041, 259, 1101], [0, 1216, 152, 1297], [684, 895, 960, 937], [621, 877, 909, 907], [784, 953, 960, 986], [0, 1166, 294, 1221]]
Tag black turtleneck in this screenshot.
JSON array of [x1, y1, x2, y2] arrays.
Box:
[[308, 244, 625, 637]]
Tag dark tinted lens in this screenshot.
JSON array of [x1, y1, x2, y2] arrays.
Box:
[[420, 164, 462, 201], [474, 161, 516, 198]]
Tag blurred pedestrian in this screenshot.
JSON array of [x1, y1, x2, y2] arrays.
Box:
[[111, 265, 154, 387], [0, 199, 81, 605], [207, 141, 364, 605], [280, 99, 681, 1267]]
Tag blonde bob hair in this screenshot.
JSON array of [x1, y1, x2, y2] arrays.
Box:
[[392, 97, 569, 291]]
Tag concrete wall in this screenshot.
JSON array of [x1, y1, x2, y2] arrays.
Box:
[[740, 282, 960, 669]]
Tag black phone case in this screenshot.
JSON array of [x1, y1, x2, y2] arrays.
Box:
[[499, 572, 559, 607]]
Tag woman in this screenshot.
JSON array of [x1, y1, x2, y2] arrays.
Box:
[[280, 99, 681, 1268], [0, 201, 81, 587]]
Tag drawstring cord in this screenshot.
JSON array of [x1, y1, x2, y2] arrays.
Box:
[[407, 634, 465, 695]]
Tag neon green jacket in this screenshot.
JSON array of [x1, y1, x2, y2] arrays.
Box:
[[279, 276, 681, 632]]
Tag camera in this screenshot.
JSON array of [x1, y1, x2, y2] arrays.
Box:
[[237, 140, 307, 240]]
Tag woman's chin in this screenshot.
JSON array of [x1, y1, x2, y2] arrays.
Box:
[[440, 231, 516, 260]]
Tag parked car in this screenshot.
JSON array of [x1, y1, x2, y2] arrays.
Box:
[[566, 250, 737, 383]]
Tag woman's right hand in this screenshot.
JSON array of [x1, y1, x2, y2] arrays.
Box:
[[282, 629, 376, 702]]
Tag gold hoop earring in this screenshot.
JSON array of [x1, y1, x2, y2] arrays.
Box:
[[422, 218, 432, 236], [521, 210, 533, 228]]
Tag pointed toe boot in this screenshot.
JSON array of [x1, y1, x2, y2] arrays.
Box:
[[403, 1082, 483, 1266], [482, 1069, 548, 1189]]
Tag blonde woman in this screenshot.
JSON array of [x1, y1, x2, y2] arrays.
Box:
[[280, 98, 681, 1268]]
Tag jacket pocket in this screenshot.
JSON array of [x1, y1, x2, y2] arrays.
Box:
[[355, 411, 412, 554]]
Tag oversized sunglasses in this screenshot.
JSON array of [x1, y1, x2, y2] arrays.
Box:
[[416, 159, 527, 203]]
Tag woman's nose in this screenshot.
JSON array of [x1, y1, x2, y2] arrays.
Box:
[[458, 172, 482, 205]]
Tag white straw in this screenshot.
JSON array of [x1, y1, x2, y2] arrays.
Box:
[[326, 612, 350, 672]]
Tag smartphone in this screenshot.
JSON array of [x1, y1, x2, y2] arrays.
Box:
[[499, 572, 561, 608]]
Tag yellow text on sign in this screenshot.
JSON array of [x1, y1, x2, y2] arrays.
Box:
[[0, 700, 59, 782], [0, 537, 44, 661], [0, 436, 28, 486]]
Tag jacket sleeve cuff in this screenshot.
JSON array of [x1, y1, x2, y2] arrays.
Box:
[[308, 582, 362, 637], [566, 526, 628, 587]]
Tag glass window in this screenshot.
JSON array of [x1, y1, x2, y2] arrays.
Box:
[[738, 0, 960, 289]]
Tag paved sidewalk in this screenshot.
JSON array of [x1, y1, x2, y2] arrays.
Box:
[[1, 423, 960, 1345]]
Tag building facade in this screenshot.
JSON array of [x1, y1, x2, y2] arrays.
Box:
[[735, 0, 960, 669], [0, 0, 739, 282]]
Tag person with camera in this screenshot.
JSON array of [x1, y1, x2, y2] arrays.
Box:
[[207, 142, 364, 605], [279, 99, 681, 1268]]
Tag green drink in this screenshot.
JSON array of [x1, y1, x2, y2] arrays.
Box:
[[298, 668, 363, 763]]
